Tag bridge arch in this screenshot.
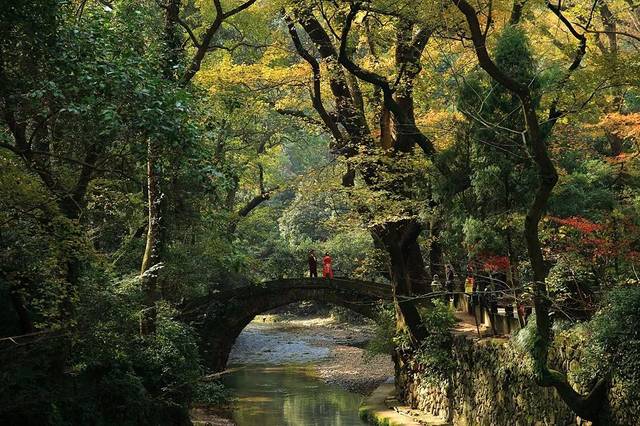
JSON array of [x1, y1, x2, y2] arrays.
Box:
[[186, 278, 393, 372]]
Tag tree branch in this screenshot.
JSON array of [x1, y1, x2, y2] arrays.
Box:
[[337, 6, 441, 160], [284, 13, 344, 143], [274, 107, 323, 126], [222, 0, 257, 19], [207, 41, 269, 52], [0, 143, 139, 184], [509, 0, 528, 25], [291, 7, 378, 186], [227, 165, 278, 234], [547, 0, 585, 40], [453, 0, 527, 97], [338, 5, 394, 96], [546, 0, 588, 128], [176, 16, 201, 48], [180, 0, 257, 85], [574, 24, 640, 42]]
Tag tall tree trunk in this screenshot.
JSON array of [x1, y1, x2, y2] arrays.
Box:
[[428, 222, 445, 285], [452, 0, 608, 419], [139, 0, 181, 334], [405, 238, 429, 294], [8, 284, 34, 335], [599, 4, 624, 157], [140, 138, 163, 334], [290, 8, 429, 341], [373, 220, 429, 341]]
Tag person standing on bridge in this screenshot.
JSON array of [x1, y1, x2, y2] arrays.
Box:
[[322, 252, 334, 279], [308, 250, 318, 278]]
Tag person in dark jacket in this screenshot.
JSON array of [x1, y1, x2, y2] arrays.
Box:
[[308, 250, 318, 278], [445, 264, 455, 302], [445, 264, 455, 293]]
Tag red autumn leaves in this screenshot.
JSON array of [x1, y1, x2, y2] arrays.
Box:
[[548, 216, 639, 261]]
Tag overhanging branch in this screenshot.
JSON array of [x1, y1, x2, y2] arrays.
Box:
[[284, 13, 344, 143], [337, 5, 441, 161], [546, 0, 588, 128], [181, 0, 258, 85]]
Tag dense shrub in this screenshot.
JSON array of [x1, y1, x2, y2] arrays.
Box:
[[413, 301, 457, 379], [367, 301, 456, 380], [366, 304, 397, 357], [590, 285, 640, 383], [0, 275, 201, 426]]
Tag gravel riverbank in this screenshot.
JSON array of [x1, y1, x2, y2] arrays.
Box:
[[191, 314, 394, 425], [229, 314, 394, 394]]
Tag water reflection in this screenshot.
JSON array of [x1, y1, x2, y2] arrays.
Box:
[[222, 365, 366, 426]]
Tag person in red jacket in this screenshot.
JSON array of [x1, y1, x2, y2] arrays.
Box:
[[322, 253, 334, 279]]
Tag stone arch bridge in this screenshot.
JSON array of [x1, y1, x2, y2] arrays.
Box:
[[180, 278, 393, 372]]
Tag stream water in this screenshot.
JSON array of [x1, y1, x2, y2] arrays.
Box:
[[218, 321, 368, 425], [221, 365, 365, 426]]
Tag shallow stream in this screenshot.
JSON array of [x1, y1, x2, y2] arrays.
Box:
[[217, 321, 367, 425], [221, 364, 366, 426]]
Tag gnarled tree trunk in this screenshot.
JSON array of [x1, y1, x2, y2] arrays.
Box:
[[452, 0, 608, 419], [288, 7, 430, 342]]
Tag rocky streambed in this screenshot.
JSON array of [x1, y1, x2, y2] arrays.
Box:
[[191, 314, 394, 425], [229, 315, 394, 394]]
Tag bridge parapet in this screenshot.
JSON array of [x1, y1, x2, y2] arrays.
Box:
[[181, 278, 393, 320], [183, 277, 393, 372]]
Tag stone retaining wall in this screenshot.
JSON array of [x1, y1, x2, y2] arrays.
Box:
[[397, 331, 638, 425]]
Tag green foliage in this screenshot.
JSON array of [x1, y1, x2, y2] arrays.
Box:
[[275, 188, 380, 280], [512, 313, 540, 358], [450, 23, 541, 267], [516, 287, 640, 399], [550, 158, 616, 218], [462, 216, 503, 256], [546, 254, 598, 319], [366, 304, 397, 357], [494, 26, 537, 87], [412, 301, 457, 379], [590, 285, 640, 383], [0, 2, 205, 423], [0, 274, 201, 425], [369, 301, 456, 379], [192, 381, 230, 405], [135, 304, 202, 395], [2, 0, 640, 422]]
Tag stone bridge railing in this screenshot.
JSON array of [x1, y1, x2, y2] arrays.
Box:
[[180, 277, 393, 322], [179, 277, 393, 371]]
